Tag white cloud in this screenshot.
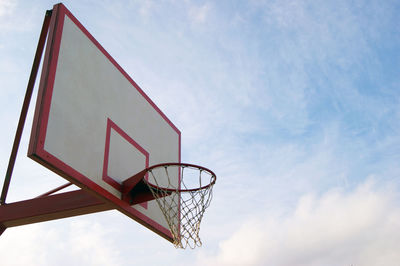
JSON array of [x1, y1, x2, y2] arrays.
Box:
[[199, 180, 400, 266], [0, 219, 123, 266], [66, 220, 123, 265], [0, 0, 16, 17], [188, 3, 211, 24], [0, 0, 38, 32], [138, 0, 154, 17]]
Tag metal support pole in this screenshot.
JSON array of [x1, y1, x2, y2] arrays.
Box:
[[0, 190, 112, 229], [35, 182, 73, 198], [0, 10, 52, 205]]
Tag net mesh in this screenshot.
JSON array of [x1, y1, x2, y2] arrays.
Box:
[[143, 164, 216, 249]]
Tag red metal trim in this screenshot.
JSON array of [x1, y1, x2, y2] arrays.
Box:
[[141, 163, 216, 192], [121, 177, 172, 205], [122, 169, 148, 194], [121, 169, 149, 203], [28, 5, 59, 156], [0, 10, 52, 205], [35, 182, 73, 198], [0, 190, 112, 228], [121, 162, 216, 203], [28, 3, 63, 159]]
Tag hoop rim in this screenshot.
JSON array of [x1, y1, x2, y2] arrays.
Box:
[[143, 162, 216, 193]]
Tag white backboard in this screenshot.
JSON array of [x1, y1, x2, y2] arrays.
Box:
[[29, 3, 180, 242]]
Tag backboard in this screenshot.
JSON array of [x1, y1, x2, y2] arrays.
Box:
[[28, 3, 180, 242]]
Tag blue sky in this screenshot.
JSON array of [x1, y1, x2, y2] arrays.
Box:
[[1, 0, 400, 265]]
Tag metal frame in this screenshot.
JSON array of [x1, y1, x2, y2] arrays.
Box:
[[0, 4, 189, 242], [0, 10, 52, 205], [0, 190, 112, 228], [0, 8, 114, 236]]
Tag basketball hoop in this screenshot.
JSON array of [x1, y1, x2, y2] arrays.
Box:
[[142, 163, 216, 249]]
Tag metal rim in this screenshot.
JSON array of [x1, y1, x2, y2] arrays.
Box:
[[143, 163, 216, 193]]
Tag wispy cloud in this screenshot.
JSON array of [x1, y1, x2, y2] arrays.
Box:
[[0, 0, 15, 17], [188, 2, 212, 24], [199, 180, 400, 266], [0, 219, 123, 266], [0, 0, 39, 31]]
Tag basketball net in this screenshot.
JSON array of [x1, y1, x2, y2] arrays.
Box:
[[143, 164, 216, 249]]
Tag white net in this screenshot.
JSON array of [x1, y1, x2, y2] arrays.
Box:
[[143, 163, 216, 249]]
